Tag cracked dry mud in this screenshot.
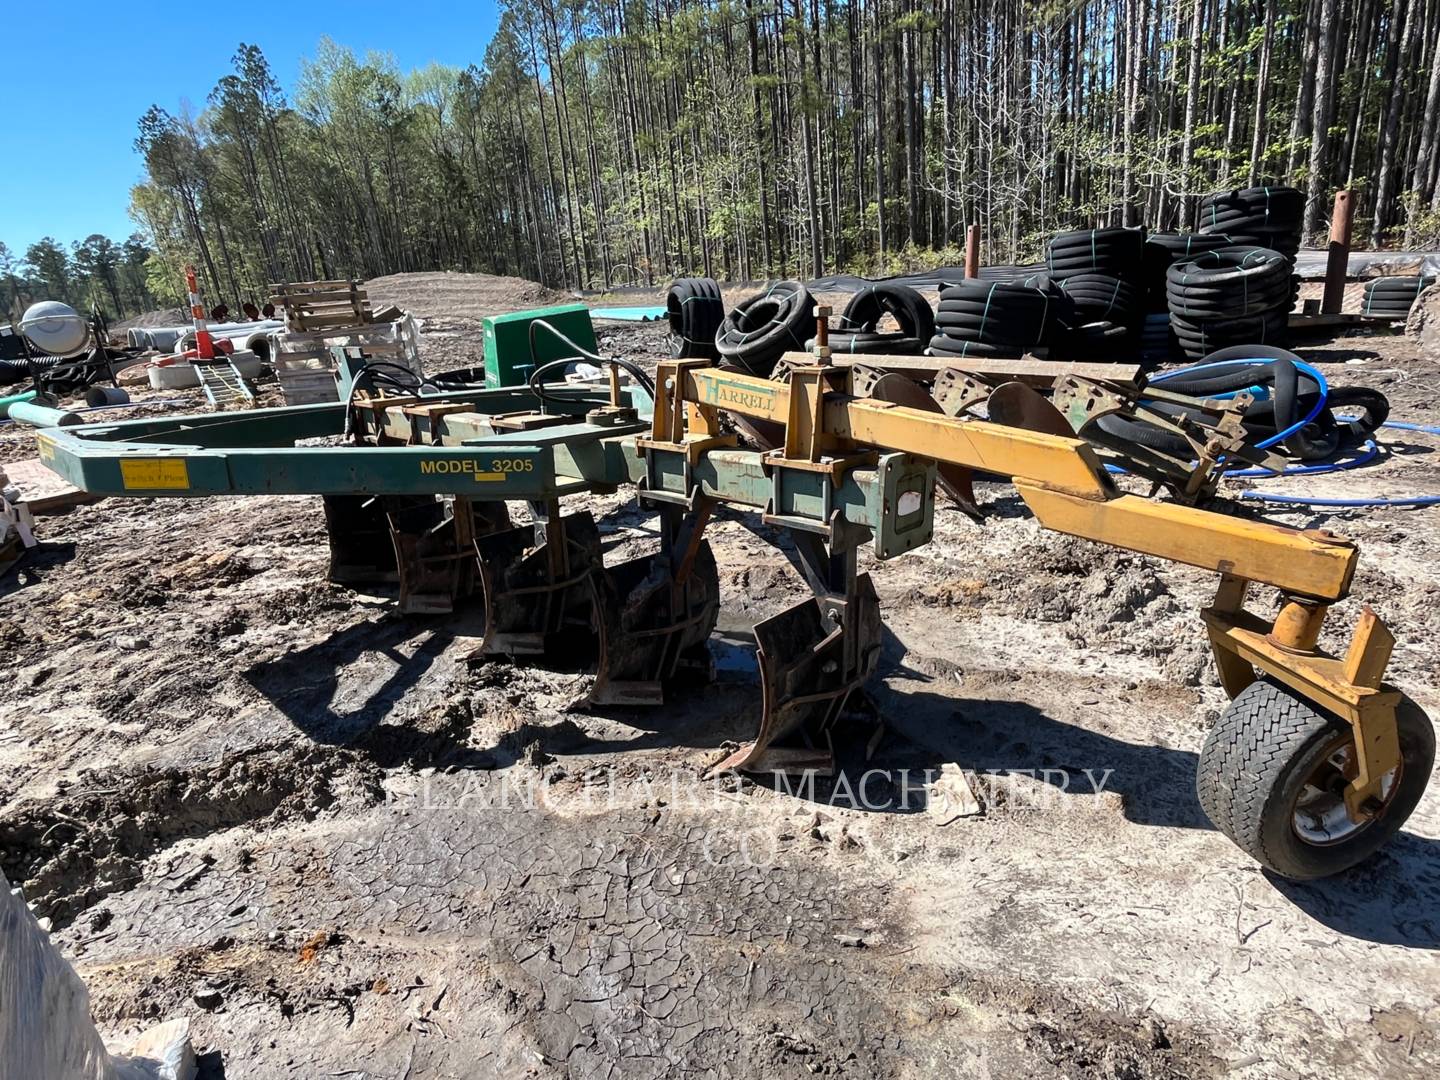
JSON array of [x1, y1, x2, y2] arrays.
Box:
[[3, 273, 1439, 1078]]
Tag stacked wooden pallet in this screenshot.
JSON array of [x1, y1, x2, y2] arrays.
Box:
[[269, 279, 374, 405], [269, 279, 371, 333], [266, 287, 424, 405]]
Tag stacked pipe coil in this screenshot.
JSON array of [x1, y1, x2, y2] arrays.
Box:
[[1142, 233, 1235, 313], [809, 283, 934, 354], [1197, 187, 1304, 262], [1044, 227, 1146, 357], [1361, 275, 1436, 317], [1138, 312, 1175, 366], [927, 276, 1069, 359], [714, 280, 815, 376], [1166, 246, 1294, 360], [666, 277, 726, 360], [1056, 273, 1144, 334], [977, 263, 1045, 282], [1044, 227, 1146, 280]]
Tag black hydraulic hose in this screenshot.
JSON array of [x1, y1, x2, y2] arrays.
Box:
[[525, 318, 657, 408], [1143, 352, 1311, 447], [358, 360, 424, 389], [1100, 344, 1388, 464], [1157, 361, 1301, 412], [1095, 412, 1191, 454], [341, 362, 426, 440], [1327, 386, 1391, 439], [525, 355, 657, 411]]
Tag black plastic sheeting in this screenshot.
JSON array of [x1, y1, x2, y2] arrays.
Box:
[[584, 250, 1440, 300], [1291, 250, 1440, 279]]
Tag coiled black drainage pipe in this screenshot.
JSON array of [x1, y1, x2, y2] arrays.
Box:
[[666, 277, 725, 360], [714, 280, 815, 376]]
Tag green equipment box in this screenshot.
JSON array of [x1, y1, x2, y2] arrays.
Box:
[[482, 303, 597, 388]]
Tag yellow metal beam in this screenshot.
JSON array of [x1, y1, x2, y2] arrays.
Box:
[[682, 366, 1114, 500], [1017, 483, 1359, 600], [677, 364, 1360, 600], [831, 397, 1113, 499], [1200, 609, 1386, 713], [685, 366, 791, 425], [790, 350, 1145, 388]]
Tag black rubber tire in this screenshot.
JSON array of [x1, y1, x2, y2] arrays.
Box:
[[666, 277, 725, 360], [1197, 678, 1435, 879], [715, 281, 814, 376]]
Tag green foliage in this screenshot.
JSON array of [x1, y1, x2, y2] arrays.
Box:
[[10, 0, 1437, 305], [144, 251, 185, 306], [24, 238, 71, 302]]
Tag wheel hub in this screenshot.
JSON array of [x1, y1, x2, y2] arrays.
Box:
[[1291, 735, 1401, 846]]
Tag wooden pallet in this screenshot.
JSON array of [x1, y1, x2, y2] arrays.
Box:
[[268, 279, 371, 333], [269, 313, 424, 405], [2, 458, 101, 515], [274, 355, 340, 405]]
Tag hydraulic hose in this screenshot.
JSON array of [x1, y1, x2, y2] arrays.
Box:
[[525, 319, 657, 408], [1232, 421, 1440, 508], [1144, 352, 1332, 453], [1227, 439, 1380, 477], [1239, 492, 1440, 508]]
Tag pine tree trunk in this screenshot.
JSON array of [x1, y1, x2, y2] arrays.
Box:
[[1303, 0, 1341, 237]]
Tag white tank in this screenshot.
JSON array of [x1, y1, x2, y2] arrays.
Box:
[[19, 301, 90, 357]]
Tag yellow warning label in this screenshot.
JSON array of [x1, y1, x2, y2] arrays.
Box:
[[36, 435, 55, 462], [120, 458, 190, 490]]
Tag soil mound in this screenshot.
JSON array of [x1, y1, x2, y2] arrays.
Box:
[[365, 270, 571, 321]]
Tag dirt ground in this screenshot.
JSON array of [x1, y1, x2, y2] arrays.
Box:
[[3, 273, 1439, 1079]]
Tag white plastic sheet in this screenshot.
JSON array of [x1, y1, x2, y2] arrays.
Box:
[[0, 875, 195, 1080]]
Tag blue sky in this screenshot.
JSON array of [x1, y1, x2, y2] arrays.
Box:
[[0, 1, 500, 260]]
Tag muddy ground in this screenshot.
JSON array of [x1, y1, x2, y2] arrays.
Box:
[[3, 273, 1439, 1078]]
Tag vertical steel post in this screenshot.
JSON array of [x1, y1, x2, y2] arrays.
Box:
[[965, 224, 981, 279], [1322, 191, 1354, 315]]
